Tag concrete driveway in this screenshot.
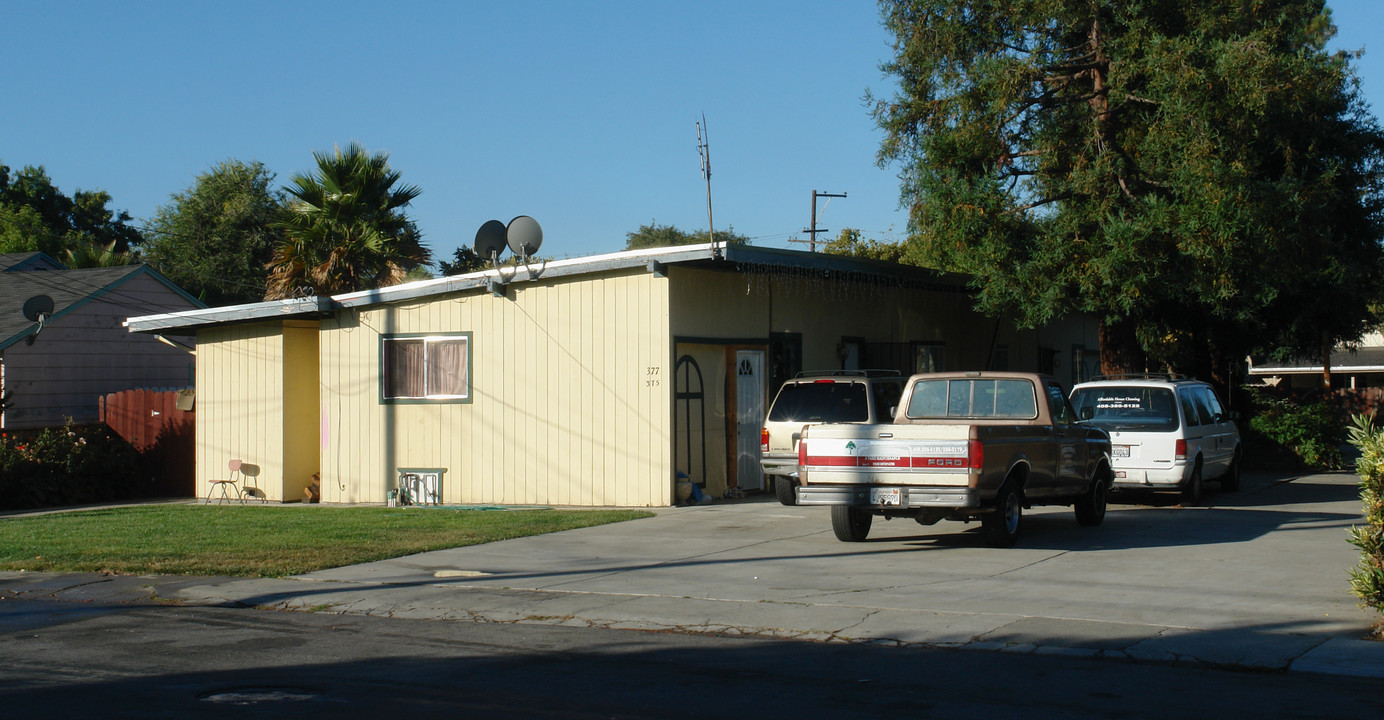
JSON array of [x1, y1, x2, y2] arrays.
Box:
[[151, 469, 1383, 677]]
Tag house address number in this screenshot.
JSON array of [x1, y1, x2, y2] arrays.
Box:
[[645, 366, 661, 387]]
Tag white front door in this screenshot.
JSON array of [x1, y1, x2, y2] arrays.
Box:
[[735, 350, 766, 491]]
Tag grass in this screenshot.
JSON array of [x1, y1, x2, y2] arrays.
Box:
[[0, 505, 653, 577]]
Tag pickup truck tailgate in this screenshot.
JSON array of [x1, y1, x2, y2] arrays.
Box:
[[799, 424, 975, 487]]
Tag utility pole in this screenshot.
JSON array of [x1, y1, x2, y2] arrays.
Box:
[[697, 115, 719, 259], [798, 190, 846, 252]]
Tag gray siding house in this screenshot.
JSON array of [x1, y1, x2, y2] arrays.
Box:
[[0, 253, 203, 429]]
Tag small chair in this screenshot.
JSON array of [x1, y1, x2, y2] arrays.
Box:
[[206, 459, 246, 504]]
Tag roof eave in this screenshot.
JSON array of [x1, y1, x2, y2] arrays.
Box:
[[125, 296, 336, 333]]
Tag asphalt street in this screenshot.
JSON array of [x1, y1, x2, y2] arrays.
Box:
[[1, 469, 1382, 717], [1, 600, 1380, 719]]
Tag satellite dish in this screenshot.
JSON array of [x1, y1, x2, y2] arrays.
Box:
[[22, 295, 54, 346], [473, 220, 508, 262], [22, 295, 54, 322], [506, 216, 543, 258]]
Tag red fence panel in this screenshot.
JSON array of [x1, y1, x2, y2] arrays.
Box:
[[100, 389, 195, 497]]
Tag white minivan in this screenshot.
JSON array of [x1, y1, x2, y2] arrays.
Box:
[[1069, 374, 1240, 504]]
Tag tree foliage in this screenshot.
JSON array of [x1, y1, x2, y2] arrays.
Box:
[[820, 227, 908, 263], [873, 1, 1384, 383], [143, 160, 285, 305], [439, 246, 489, 275], [624, 221, 749, 250], [266, 143, 430, 299], [0, 162, 143, 265]]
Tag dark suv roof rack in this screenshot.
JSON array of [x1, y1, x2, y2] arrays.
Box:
[[793, 369, 903, 379], [1088, 372, 1190, 382]]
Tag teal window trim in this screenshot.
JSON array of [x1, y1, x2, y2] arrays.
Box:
[[380, 332, 473, 405]]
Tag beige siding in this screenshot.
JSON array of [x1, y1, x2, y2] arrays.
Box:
[[3, 273, 197, 429], [318, 269, 672, 506], [196, 323, 287, 501]]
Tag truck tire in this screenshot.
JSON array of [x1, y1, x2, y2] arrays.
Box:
[[831, 505, 872, 542], [1075, 470, 1108, 526], [982, 483, 1022, 547], [774, 476, 798, 506]]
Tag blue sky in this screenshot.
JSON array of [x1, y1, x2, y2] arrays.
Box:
[[3, 1, 1382, 265]]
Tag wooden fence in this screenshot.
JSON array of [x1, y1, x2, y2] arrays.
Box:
[[100, 389, 195, 497]]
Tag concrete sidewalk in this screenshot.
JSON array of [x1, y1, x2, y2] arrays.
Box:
[[2, 471, 1382, 679]]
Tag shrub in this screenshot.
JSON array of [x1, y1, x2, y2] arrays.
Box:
[[1346, 414, 1384, 619], [1244, 389, 1345, 470], [0, 422, 146, 511]]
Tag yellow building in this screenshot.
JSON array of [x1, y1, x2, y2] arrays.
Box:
[[127, 244, 1100, 506]]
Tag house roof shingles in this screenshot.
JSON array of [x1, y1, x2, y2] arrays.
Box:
[[0, 254, 204, 349]]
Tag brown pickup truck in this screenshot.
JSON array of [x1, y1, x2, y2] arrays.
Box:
[[796, 372, 1113, 546]]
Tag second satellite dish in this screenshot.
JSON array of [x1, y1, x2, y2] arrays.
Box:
[[506, 216, 543, 258], [473, 220, 508, 261]]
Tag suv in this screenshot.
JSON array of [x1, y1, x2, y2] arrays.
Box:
[[761, 370, 905, 505], [1069, 374, 1240, 504]]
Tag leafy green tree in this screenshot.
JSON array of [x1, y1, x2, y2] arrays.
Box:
[[439, 246, 489, 275], [143, 160, 285, 305], [0, 162, 144, 263], [821, 228, 907, 263], [872, 1, 1384, 385], [624, 221, 749, 250], [266, 143, 431, 299]]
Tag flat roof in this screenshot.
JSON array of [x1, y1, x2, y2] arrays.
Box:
[[126, 242, 966, 334]]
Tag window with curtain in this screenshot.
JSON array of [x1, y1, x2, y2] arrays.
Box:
[[383, 334, 470, 402]]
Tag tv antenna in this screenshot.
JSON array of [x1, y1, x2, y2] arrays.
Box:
[[22, 294, 54, 345], [697, 114, 720, 259]]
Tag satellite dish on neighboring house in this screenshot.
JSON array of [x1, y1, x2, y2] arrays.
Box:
[[21, 294, 54, 346]]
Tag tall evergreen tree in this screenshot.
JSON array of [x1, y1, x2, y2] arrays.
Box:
[[266, 143, 430, 299], [873, 0, 1384, 385]]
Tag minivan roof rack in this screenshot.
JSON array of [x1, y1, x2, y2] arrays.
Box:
[[1087, 372, 1190, 382], [794, 369, 903, 379]]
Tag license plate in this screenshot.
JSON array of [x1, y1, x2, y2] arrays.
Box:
[[870, 488, 902, 506], [1114, 445, 1130, 458]]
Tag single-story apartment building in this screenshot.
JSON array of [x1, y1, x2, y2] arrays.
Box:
[[127, 243, 1100, 506]]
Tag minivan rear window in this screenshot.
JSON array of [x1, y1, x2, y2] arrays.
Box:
[[767, 382, 869, 423], [1070, 386, 1179, 431]]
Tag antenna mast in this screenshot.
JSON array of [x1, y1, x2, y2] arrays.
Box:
[[697, 114, 720, 259]]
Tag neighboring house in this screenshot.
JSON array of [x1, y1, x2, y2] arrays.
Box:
[[1248, 331, 1384, 390], [127, 243, 1100, 507], [0, 252, 203, 429]]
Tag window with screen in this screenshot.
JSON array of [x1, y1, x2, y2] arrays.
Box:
[[382, 334, 471, 403]]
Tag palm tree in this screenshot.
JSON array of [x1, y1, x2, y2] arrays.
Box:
[[265, 143, 431, 299]]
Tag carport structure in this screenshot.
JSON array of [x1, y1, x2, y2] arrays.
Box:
[[127, 243, 1098, 506]]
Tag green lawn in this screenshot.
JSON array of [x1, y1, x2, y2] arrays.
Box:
[[0, 505, 653, 577]]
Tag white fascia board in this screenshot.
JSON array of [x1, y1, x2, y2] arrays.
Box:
[[125, 296, 335, 333]]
